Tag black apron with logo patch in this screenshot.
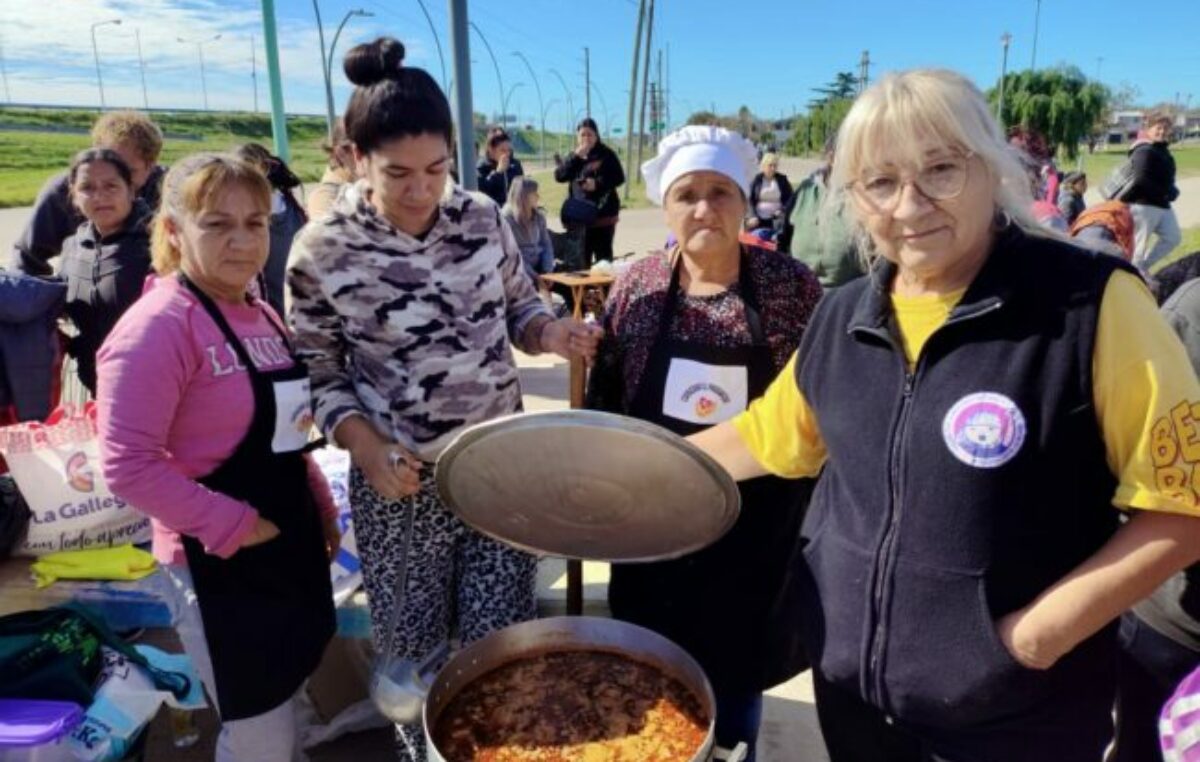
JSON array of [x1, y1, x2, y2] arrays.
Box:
[[178, 276, 335, 721], [609, 250, 809, 692]]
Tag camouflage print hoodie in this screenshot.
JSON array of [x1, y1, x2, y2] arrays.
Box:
[[287, 182, 553, 462]]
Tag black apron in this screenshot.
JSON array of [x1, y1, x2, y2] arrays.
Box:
[[178, 276, 335, 721], [609, 250, 810, 693]]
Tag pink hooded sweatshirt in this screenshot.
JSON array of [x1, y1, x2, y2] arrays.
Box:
[[96, 275, 336, 565]]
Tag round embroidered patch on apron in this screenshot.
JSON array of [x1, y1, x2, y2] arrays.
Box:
[[941, 392, 1027, 468]]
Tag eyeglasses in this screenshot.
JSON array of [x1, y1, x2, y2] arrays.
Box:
[[850, 153, 973, 211]]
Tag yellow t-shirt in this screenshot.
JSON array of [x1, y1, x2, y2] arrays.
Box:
[[892, 288, 967, 369], [732, 270, 1200, 516]]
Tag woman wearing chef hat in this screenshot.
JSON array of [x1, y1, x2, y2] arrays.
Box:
[[587, 125, 823, 759]]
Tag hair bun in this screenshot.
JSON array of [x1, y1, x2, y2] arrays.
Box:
[[344, 37, 406, 87]]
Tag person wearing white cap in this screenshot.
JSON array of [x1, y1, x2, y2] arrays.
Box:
[[586, 124, 823, 760]]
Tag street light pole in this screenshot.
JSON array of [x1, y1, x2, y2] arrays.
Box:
[[469, 22, 504, 125], [548, 68, 575, 131], [998, 32, 1012, 127], [0, 35, 10, 104], [326, 8, 373, 123], [541, 97, 560, 157], [410, 0, 447, 91], [512, 52, 545, 165], [135, 29, 149, 109], [311, 0, 335, 136], [1030, 0, 1042, 70], [502, 82, 524, 129], [91, 19, 121, 110], [178, 34, 221, 110]]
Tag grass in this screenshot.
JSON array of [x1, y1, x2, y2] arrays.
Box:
[[1070, 143, 1200, 184], [527, 165, 655, 217], [0, 106, 651, 209]]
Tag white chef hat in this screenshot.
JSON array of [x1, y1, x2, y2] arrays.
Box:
[[641, 125, 759, 206]]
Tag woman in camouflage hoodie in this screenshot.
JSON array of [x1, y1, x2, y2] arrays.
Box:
[[287, 37, 601, 760]]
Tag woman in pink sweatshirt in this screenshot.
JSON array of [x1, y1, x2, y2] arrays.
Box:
[[96, 153, 337, 762]]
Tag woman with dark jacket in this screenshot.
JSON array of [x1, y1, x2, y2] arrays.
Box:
[[476, 127, 524, 207], [60, 148, 153, 395], [554, 118, 625, 266], [746, 152, 794, 236], [234, 144, 308, 316]]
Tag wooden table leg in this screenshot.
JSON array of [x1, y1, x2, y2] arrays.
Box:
[[566, 344, 586, 615]]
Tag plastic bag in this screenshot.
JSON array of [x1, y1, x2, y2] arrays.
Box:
[[66, 646, 205, 762], [0, 404, 150, 556]]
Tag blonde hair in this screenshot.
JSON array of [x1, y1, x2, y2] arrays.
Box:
[[502, 175, 540, 223], [760, 152, 779, 171], [824, 69, 1046, 270], [150, 153, 272, 275], [91, 111, 164, 163]]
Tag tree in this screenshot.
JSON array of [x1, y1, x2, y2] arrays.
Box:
[[988, 67, 1109, 160], [811, 72, 858, 105], [687, 110, 721, 126]]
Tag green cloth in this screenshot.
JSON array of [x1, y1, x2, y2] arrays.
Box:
[[31, 545, 157, 589], [786, 175, 863, 288], [0, 604, 187, 705]]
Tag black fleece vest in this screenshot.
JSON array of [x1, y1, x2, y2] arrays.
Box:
[[795, 227, 1134, 730]]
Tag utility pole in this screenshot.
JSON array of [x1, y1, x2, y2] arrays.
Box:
[[1094, 56, 1103, 83], [622, 0, 647, 200], [656, 48, 664, 144], [649, 83, 658, 148], [997, 32, 1012, 127], [251, 35, 259, 112], [259, 0, 290, 161], [584, 47, 591, 117], [1031, 0, 1042, 70], [449, 0, 477, 190], [664, 42, 670, 130], [858, 50, 871, 93], [135, 29, 149, 109], [635, 0, 656, 182], [178, 34, 221, 111]]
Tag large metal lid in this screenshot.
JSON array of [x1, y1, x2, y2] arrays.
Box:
[[435, 410, 740, 562]]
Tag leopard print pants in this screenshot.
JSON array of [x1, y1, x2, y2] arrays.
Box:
[[349, 467, 538, 760]]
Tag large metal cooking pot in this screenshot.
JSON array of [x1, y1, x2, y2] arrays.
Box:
[[371, 411, 747, 760], [422, 616, 744, 762]]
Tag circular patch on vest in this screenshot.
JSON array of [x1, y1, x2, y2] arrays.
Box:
[[941, 392, 1026, 469]]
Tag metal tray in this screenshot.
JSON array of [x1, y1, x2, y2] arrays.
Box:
[[434, 410, 740, 562]]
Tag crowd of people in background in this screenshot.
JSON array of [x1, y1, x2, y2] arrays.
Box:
[[2, 34, 1200, 762]]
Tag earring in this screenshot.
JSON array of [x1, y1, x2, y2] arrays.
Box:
[[993, 208, 1013, 230]]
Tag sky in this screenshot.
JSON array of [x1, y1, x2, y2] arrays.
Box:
[[2, 0, 1198, 131]]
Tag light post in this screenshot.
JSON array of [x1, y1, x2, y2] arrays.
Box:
[[548, 68, 575, 131], [512, 52, 545, 165], [178, 33, 222, 110], [590, 84, 612, 138], [311, 0, 334, 136], [541, 97, 560, 157], [410, 0, 447, 91], [502, 82, 524, 129], [91, 19, 121, 110], [135, 29, 149, 109], [1030, 0, 1042, 70], [469, 22, 504, 125], [325, 8, 373, 129], [997, 32, 1012, 127]]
